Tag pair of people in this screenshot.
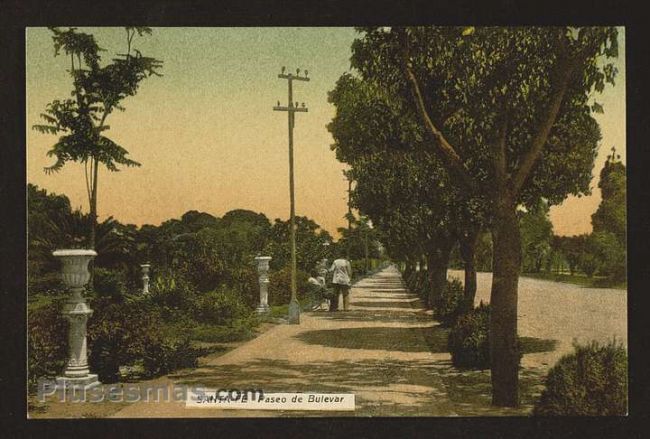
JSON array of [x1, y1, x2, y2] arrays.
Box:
[[328, 256, 352, 312]]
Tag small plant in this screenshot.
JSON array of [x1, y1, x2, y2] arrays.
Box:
[[533, 339, 627, 416], [447, 302, 491, 369], [194, 287, 250, 326], [433, 277, 466, 327]]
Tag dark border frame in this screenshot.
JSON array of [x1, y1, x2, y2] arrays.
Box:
[[1, 0, 649, 437]]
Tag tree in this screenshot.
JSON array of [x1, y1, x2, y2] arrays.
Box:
[[552, 234, 587, 275], [520, 200, 554, 273], [336, 214, 381, 269], [590, 149, 626, 281], [33, 27, 162, 253], [350, 26, 617, 406], [265, 216, 333, 274], [592, 148, 626, 241], [28, 184, 88, 288]]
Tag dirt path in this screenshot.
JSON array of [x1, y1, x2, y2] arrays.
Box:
[[111, 266, 535, 417]]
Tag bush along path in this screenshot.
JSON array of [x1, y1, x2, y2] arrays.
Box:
[[110, 265, 549, 417]]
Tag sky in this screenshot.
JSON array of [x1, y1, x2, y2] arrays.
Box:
[[26, 27, 626, 238]]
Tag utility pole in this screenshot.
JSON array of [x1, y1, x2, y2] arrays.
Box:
[[274, 66, 309, 324]]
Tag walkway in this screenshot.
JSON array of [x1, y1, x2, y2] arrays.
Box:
[[112, 266, 540, 417]]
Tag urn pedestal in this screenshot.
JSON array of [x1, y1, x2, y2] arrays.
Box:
[[52, 249, 100, 390], [141, 263, 151, 295], [254, 256, 272, 314]]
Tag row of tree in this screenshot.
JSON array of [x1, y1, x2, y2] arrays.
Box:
[[328, 26, 619, 406]]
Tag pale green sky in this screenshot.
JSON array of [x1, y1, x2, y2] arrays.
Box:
[[26, 27, 626, 237]]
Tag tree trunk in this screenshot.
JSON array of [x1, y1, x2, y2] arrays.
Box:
[[88, 160, 99, 289], [89, 159, 99, 249], [426, 242, 452, 310], [459, 228, 479, 309], [490, 197, 522, 407]]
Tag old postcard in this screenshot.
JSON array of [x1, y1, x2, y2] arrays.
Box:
[[26, 26, 627, 418]]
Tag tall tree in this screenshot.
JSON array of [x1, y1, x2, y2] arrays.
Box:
[[33, 27, 162, 252], [350, 26, 616, 406], [590, 149, 626, 280]]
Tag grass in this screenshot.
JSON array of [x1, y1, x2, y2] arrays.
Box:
[[521, 271, 626, 289]]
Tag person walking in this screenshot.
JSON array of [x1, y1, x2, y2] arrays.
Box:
[[328, 253, 352, 312]]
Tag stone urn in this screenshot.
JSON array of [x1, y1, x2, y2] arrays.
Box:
[[140, 263, 151, 295], [52, 249, 100, 389], [254, 256, 272, 314]]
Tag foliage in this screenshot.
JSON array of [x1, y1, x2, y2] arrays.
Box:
[[27, 299, 68, 391], [347, 26, 617, 404], [141, 334, 199, 378], [533, 340, 627, 415], [87, 297, 158, 382], [592, 152, 626, 242], [447, 303, 491, 369], [28, 193, 337, 389], [552, 234, 587, 275], [265, 216, 333, 274], [268, 266, 310, 306], [33, 27, 162, 248], [336, 215, 383, 262], [28, 184, 88, 287], [590, 154, 626, 281], [520, 200, 554, 273], [587, 231, 626, 280], [194, 287, 251, 326], [149, 270, 199, 314], [433, 277, 466, 327], [92, 267, 129, 299], [474, 232, 494, 272]]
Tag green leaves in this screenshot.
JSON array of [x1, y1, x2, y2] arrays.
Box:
[[35, 28, 162, 178]]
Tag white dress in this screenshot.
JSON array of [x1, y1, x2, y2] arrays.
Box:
[[329, 259, 352, 286]]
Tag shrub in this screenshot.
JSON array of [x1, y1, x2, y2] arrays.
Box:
[[268, 266, 309, 306], [28, 270, 66, 296], [93, 267, 128, 299], [433, 277, 466, 327], [87, 297, 160, 383], [194, 287, 250, 325], [27, 299, 67, 391], [141, 334, 199, 378], [230, 266, 259, 309], [447, 302, 491, 369], [447, 303, 523, 370], [149, 271, 199, 314], [533, 340, 627, 416]]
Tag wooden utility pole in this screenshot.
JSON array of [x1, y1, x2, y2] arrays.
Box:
[[274, 66, 309, 324]]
